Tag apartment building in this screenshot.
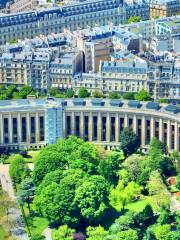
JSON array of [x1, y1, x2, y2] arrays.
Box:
[[100, 51, 148, 95], [0, 0, 125, 45], [150, 0, 180, 19]]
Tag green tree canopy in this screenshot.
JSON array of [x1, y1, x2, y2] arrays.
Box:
[[147, 171, 170, 210], [115, 229, 138, 240], [65, 89, 74, 98], [48, 87, 61, 97], [18, 177, 35, 211], [128, 16, 141, 24], [33, 136, 100, 184], [86, 226, 109, 240], [120, 128, 140, 156], [78, 87, 90, 98], [9, 154, 29, 186], [154, 224, 173, 240], [109, 180, 142, 212], [52, 225, 75, 240], [74, 175, 110, 224], [35, 169, 64, 195], [33, 169, 85, 226], [108, 92, 121, 99], [135, 90, 151, 101], [122, 154, 143, 182], [18, 85, 35, 98], [123, 92, 135, 100], [98, 151, 125, 185]]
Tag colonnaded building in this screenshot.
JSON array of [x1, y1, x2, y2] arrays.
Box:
[[0, 98, 179, 152]]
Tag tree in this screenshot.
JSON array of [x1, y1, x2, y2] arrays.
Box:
[[98, 151, 125, 185], [36, 169, 63, 195], [92, 90, 103, 98], [122, 154, 143, 182], [109, 211, 138, 234], [0, 93, 8, 100], [145, 138, 164, 173], [157, 205, 174, 225], [109, 180, 142, 212], [6, 85, 17, 99], [147, 171, 170, 210], [154, 224, 173, 240], [33, 136, 100, 184], [128, 16, 141, 24], [48, 87, 61, 97], [65, 89, 74, 98], [108, 92, 120, 99], [33, 170, 85, 227], [176, 174, 180, 190], [86, 226, 109, 240], [9, 154, 28, 186], [123, 92, 135, 100], [78, 87, 90, 98], [120, 128, 140, 156], [52, 225, 75, 240], [116, 229, 138, 240], [0, 189, 16, 224], [18, 85, 35, 98], [74, 175, 109, 224], [18, 177, 35, 211], [33, 144, 68, 185], [135, 90, 151, 101], [170, 150, 180, 172]]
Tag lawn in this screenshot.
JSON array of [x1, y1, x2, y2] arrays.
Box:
[[126, 197, 149, 212], [24, 204, 48, 237], [0, 225, 5, 240], [23, 150, 40, 163], [5, 150, 40, 164], [27, 216, 49, 237], [126, 196, 157, 213]]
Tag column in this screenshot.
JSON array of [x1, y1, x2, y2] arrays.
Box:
[[35, 112, 40, 143], [9, 113, 12, 144], [17, 113, 22, 143], [150, 117, 155, 139], [133, 115, 137, 134], [63, 112, 66, 138], [124, 114, 128, 128], [80, 112, 84, 139], [88, 112, 93, 141], [174, 122, 179, 151], [141, 116, 146, 146], [27, 113, 30, 144], [0, 114, 3, 144], [167, 120, 171, 150], [159, 118, 163, 142], [106, 112, 110, 142], [71, 112, 75, 135], [97, 112, 102, 142], [115, 113, 119, 142]]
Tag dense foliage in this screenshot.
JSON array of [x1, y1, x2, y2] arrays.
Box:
[[9, 133, 179, 239], [0, 85, 35, 100]]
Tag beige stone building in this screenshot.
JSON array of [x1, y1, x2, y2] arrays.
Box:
[[150, 0, 180, 19], [9, 0, 46, 13]]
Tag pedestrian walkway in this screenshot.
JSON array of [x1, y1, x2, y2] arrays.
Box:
[[0, 163, 29, 240]]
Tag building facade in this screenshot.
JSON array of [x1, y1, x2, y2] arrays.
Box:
[[9, 0, 46, 13], [0, 0, 125, 45], [150, 0, 180, 19], [0, 98, 179, 152]]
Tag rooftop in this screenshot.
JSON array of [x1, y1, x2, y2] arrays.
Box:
[[0, 99, 179, 121]]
